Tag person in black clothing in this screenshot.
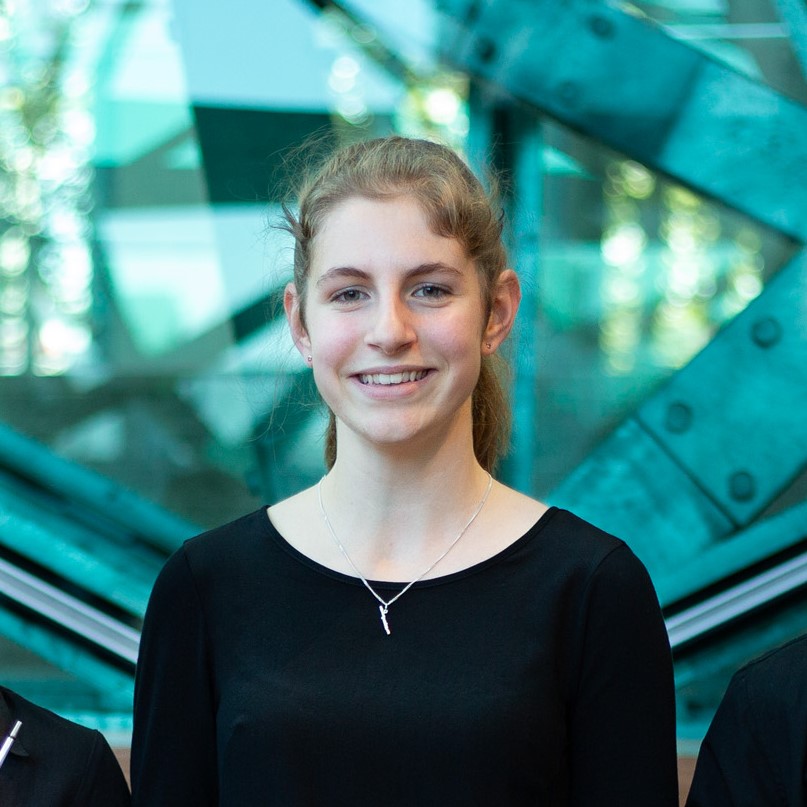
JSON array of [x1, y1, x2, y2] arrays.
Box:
[[131, 135, 679, 806], [686, 634, 807, 806], [0, 685, 130, 806]]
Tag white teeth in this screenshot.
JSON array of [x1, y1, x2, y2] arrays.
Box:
[[359, 370, 427, 385]]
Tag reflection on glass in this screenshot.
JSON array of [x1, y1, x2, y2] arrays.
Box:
[[0, 0, 95, 377], [0, 0, 802, 738]]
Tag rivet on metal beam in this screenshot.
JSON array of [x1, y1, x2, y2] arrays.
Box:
[[751, 316, 782, 348], [729, 471, 756, 502], [556, 81, 580, 106], [474, 37, 497, 65], [589, 15, 615, 39], [664, 401, 693, 434]]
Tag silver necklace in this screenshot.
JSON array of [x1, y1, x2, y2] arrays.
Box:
[[317, 472, 493, 635]]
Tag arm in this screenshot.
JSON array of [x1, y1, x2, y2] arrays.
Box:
[[130, 546, 218, 806], [685, 670, 785, 807], [568, 544, 679, 807], [73, 731, 132, 806]]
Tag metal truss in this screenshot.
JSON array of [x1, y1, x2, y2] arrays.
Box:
[[436, 0, 807, 240], [0, 423, 198, 695], [435, 0, 807, 640]]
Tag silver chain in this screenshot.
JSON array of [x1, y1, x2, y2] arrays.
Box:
[[317, 472, 493, 635]]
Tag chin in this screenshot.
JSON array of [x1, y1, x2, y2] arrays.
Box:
[[341, 411, 470, 457]]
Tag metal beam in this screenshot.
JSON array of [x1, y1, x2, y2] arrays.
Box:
[[637, 249, 807, 527], [659, 500, 807, 606], [775, 0, 807, 81], [426, 0, 807, 604], [0, 603, 134, 711], [666, 542, 807, 649], [0, 558, 140, 665], [551, 249, 807, 601], [436, 0, 807, 242], [0, 422, 200, 556]]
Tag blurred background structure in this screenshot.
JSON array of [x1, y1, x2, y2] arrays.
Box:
[[0, 0, 805, 765]]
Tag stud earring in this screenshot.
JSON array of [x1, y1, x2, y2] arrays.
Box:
[[306, 355, 313, 364], [485, 342, 492, 350]]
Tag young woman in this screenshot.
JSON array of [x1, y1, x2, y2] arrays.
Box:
[[131, 136, 679, 805]]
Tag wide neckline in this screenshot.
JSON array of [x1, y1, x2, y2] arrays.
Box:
[[262, 505, 560, 590]]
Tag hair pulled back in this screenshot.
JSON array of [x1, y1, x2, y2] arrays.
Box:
[[283, 136, 513, 472]]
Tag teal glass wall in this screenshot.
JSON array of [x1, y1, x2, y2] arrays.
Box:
[[1, 0, 805, 753]]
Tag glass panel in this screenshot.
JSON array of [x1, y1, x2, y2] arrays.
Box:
[[0, 0, 804, 751], [524, 119, 798, 494], [630, 0, 807, 104], [0, 0, 471, 730]]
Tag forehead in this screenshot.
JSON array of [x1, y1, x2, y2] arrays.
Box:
[[311, 195, 470, 272]]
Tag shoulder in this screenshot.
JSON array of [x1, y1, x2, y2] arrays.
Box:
[[698, 635, 807, 770], [158, 507, 272, 581], [144, 508, 274, 620], [183, 507, 272, 562], [2, 686, 99, 750], [1, 687, 129, 799], [538, 507, 639, 576], [735, 632, 807, 681], [530, 510, 664, 638], [488, 484, 631, 576], [687, 637, 807, 806], [728, 633, 807, 713], [497, 507, 658, 626], [544, 508, 624, 549]]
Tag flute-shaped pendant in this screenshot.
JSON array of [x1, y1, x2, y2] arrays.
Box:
[[379, 604, 391, 635], [0, 720, 22, 770]]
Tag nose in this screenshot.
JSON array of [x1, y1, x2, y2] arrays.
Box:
[[365, 296, 416, 354]]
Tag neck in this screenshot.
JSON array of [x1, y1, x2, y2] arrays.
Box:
[[331, 393, 479, 483], [320, 448, 492, 576], [328, 405, 485, 504]]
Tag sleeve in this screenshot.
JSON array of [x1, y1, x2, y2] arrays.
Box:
[[73, 731, 132, 806], [568, 544, 679, 807], [130, 546, 218, 806], [685, 670, 784, 807]]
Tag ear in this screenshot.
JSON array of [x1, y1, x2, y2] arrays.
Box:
[[284, 281, 311, 357], [482, 269, 520, 354]]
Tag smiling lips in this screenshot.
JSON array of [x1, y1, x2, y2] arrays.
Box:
[[358, 370, 429, 386]]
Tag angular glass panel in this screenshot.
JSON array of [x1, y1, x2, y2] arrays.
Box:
[[0, 0, 805, 760]]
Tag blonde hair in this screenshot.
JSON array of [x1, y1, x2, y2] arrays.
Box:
[[282, 136, 513, 472]]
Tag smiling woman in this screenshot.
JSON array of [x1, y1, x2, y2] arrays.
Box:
[[283, 136, 516, 473], [130, 136, 680, 807], [284, 193, 510, 465]]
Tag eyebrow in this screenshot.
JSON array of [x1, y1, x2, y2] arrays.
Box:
[[315, 263, 463, 287]]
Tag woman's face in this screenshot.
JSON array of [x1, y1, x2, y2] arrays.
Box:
[[285, 194, 513, 458]]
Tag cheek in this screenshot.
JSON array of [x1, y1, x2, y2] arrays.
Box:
[[308, 316, 360, 371], [426, 313, 485, 380], [444, 307, 487, 350]]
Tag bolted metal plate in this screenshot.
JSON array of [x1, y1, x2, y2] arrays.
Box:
[[637, 251, 807, 526], [549, 417, 735, 588], [436, 0, 807, 241], [659, 501, 807, 607]]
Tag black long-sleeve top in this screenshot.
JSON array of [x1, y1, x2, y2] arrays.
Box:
[[0, 686, 131, 806], [131, 506, 678, 806], [686, 634, 807, 807]]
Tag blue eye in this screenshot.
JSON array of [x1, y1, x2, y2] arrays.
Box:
[[332, 288, 365, 303], [414, 285, 449, 299]]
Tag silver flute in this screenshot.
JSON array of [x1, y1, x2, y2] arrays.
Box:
[[0, 720, 22, 770]]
